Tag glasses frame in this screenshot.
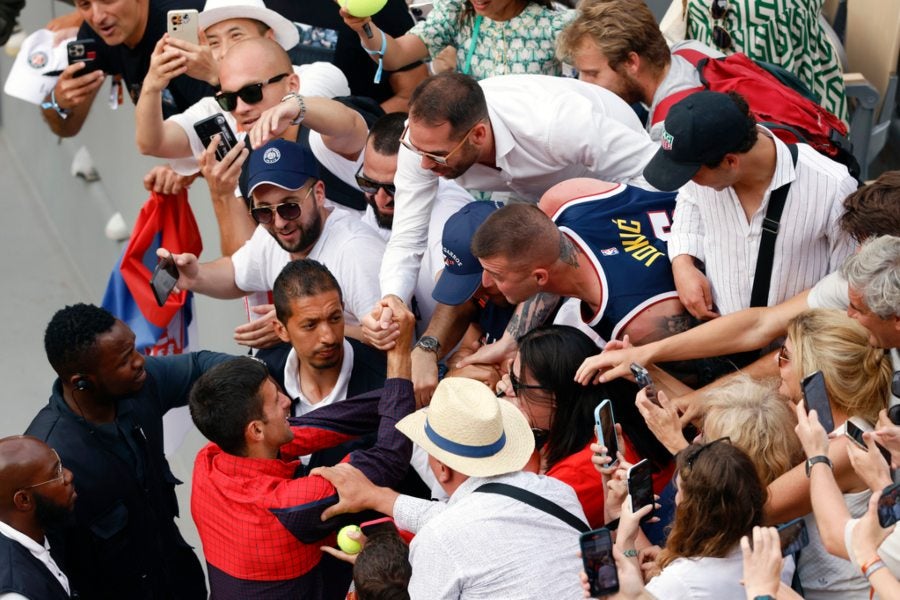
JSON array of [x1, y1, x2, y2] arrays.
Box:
[[215, 72, 290, 111], [507, 360, 552, 396], [354, 164, 396, 197], [777, 344, 791, 367], [399, 120, 481, 166], [18, 450, 64, 493], [709, 0, 728, 20], [249, 186, 314, 225], [685, 436, 731, 471]]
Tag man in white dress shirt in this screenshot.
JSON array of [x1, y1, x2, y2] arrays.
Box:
[[0, 436, 75, 599], [644, 90, 856, 322]]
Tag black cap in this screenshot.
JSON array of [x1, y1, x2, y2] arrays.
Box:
[[644, 91, 751, 191]]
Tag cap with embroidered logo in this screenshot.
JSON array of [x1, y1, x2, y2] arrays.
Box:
[[432, 201, 503, 306], [247, 139, 319, 196]]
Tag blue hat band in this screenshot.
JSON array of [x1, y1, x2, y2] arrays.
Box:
[[424, 418, 507, 458]]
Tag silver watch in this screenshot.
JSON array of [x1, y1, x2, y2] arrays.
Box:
[[414, 336, 440, 355]]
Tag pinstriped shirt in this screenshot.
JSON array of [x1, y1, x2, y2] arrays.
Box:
[[668, 128, 857, 315]]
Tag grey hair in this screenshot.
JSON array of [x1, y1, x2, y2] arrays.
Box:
[[841, 235, 900, 319]]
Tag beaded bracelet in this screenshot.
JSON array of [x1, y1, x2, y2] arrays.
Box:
[[361, 29, 387, 84]]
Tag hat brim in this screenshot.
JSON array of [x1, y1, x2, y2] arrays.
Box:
[[431, 270, 482, 306], [643, 147, 702, 192], [396, 399, 535, 478], [199, 6, 300, 50], [248, 172, 309, 196]]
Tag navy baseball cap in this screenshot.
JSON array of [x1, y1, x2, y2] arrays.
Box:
[[643, 91, 752, 191], [432, 201, 503, 306], [247, 138, 319, 196]]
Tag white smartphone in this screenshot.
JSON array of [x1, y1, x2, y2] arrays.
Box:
[[167, 10, 200, 45]]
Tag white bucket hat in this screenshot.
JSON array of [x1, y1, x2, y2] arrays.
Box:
[[199, 0, 299, 50], [396, 377, 535, 478]]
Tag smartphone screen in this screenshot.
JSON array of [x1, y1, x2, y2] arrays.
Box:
[[594, 400, 618, 465], [802, 371, 835, 433], [878, 483, 900, 528], [580, 528, 619, 597], [627, 459, 654, 522], [777, 517, 809, 557], [193, 113, 239, 161], [845, 420, 892, 464], [150, 255, 179, 307], [630, 363, 660, 406], [360, 517, 397, 538]]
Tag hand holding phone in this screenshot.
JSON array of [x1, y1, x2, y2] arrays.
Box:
[[150, 253, 179, 307], [878, 482, 900, 528], [777, 517, 809, 557], [194, 113, 239, 161], [594, 400, 619, 467], [67, 39, 100, 78], [627, 459, 654, 523], [580, 528, 619, 597], [802, 371, 835, 433], [630, 363, 660, 407], [167, 10, 199, 44], [845, 420, 893, 464]]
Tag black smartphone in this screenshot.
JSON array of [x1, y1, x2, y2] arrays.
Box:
[[888, 402, 900, 426], [150, 254, 179, 307], [360, 517, 397, 538], [67, 39, 99, 77], [579, 528, 619, 597], [594, 399, 619, 467], [878, 482, 900, 528], [627, 459, 654, 522], [630, 363, 660, 407], [845, 420, 893, 464], [802, 371, 835, 433], [193, 113, 239, 161], [777, 517, 809, 557]]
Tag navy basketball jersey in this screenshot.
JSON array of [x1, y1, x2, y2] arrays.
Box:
[[550, 184, 678, 341]]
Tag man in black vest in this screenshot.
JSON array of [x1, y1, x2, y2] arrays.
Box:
[[0, 436, 75, 599]]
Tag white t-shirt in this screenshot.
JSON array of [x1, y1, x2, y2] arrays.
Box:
[[167, 62, 350, 175], [309, 131, 474, 330], [230, 204, 385, 326]]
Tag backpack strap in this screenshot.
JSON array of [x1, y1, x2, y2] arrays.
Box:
[[649, 48, 709, 126], [749, 144, 799, 307], [475, 482, 590, 532]]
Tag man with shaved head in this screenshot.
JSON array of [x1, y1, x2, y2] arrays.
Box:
[[470, 178, 685, 350], [0, 436, 75, 598]]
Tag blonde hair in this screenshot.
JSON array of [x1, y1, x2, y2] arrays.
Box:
[[702, 375, 804, 485], [787, 309, 891, 424]]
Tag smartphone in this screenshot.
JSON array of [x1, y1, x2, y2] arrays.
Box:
[[802, 371, 835, 433], [579, 528, 619, 597], [777, 517, 809, 557], [150, 254, 179, 307], [630, 363, 660, 407], [845, 420, 893, 464], [594, 400, 618, 466], [627, 459, 654, 522], [193, 113, 239, 161], [67, 39, 99, 77], [167, 9, 199, 44], [360, 517, 397, 538], [878, 482, 900, 528]]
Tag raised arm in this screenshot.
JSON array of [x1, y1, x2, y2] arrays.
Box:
[[340, 10, 430, 72], [135, 36, 195, 158], [248, 95, 370, 156]]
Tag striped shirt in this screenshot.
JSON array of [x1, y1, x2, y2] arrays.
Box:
[[668, 127, 857, 315]]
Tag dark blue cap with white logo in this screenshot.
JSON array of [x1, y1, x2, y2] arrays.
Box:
[[247, 138, 319, 196], [432, 201, 503, 306]]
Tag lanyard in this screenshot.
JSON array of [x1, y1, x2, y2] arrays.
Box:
[[463, 14, 483, 75]]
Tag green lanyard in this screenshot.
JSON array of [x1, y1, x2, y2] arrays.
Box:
[[463, 14, 483, 75]]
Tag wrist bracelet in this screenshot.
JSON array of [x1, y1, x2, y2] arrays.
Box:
[[40, 89, 70, 119], [861, 555, 883, 576], [622, 549, 638, 558], [864, 560, 886, 579], [281, 93, 306, 126], [361, 29, 387, 84]]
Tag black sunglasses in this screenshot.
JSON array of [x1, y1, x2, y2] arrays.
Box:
[[712, 24, 733, 50], [685, 436, 731, 470], [507, 360, 551, 396], [355, 164, 395, 197], [250, 202, 301, 225], [215, 73, 289, 111], [532, 427, 550, 452], [709, 0, 728, 20]]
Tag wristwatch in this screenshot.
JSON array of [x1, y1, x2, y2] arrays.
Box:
[[414, 336, 441, 355], [281, 92, 306, 125], [805, 455, 833, 477]]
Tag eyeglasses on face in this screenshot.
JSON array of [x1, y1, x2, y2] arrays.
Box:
[[18, 450, 65, 493], [249, 186, 314, 225], [685, 436, 731, 471], [507, 360, 552, 396], [355, 164, 395, 197], [532, 427, 550, 452], [215, 72, 290, 111], [399, 121, 480, 166], [777, 344, 791, 367]]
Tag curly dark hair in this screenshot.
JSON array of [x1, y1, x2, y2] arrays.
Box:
[[44, 303, 116, 377]]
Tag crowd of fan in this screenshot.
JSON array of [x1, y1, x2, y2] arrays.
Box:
[[1, 0, 899, 599]]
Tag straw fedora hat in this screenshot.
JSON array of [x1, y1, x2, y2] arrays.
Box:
[[396, 377, 535, 478], [199, 0, 300, 51]]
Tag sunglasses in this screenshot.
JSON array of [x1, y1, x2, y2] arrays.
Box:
[[777, 344, 791, 367], [707, 0, 733, 50], [249, 186, 314, 225], [215, 72, 289, 112], [355, 164, 395, 197], [399, 121, 480, 166], [532, 427, 550, 452], [685, 436, 731, 471], [18, 450, 65, 493]]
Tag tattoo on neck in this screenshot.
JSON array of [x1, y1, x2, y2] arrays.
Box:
[[559, 234, 579, 268]]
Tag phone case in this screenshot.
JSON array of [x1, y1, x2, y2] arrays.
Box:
[[150, 259, 179, 307], [594, 400, 618, 464], [627, 459, 654, 521], [579, 528, 619, 597], [67, 39, 100, 76], [193, 114, 238, 161], [167, 10, 199, 44]]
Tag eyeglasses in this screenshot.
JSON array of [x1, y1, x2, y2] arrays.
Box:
[[532, 427, 550, 452], [19, 450, 65, 492], [355, 164, 395, 197], [399, 121, 480, 166], [777, 344, 791, 367], [710, 0, 728, 19], [215, 72, 290, 111], [685, 436, 731, 471], [507, 360, 552, 396], [708, 0, 733, 50], [249, 186, 314, 225]]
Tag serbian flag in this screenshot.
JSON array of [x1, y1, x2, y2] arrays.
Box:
[[101, 189, 202, 455]]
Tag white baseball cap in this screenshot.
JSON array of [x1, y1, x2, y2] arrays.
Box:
[[199, 0, 300, 50], [4, 29, 71, 105]]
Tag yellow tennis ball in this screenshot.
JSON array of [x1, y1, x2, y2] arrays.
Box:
[[337, 525, 363, 555], [341, 0, 388, 18]]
